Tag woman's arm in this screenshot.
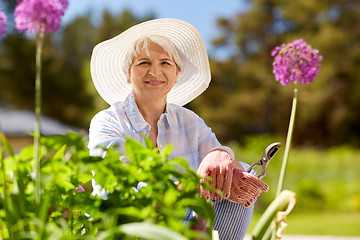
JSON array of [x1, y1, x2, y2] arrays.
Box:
[[88, 110, 126, 157]]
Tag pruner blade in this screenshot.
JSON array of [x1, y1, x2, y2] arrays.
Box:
[[247, 142, 281, 179]]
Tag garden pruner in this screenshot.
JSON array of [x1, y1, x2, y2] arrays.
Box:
[[247, 142, 281, 179]]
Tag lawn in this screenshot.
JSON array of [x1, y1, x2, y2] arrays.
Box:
[[231, 135, 360, 237], [248, 212, 360, 236]]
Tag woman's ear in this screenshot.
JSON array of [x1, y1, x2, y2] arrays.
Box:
[[127, 67, 132, 84]]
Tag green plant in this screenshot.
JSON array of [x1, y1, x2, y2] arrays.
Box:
[[0, 131, 215, 239], [250, 190, 296, 240]]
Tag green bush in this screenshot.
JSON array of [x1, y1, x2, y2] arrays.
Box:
[[0, 131, 215, 239]]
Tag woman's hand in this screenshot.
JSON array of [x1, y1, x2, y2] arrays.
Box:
[[197, 148, 236, 201], [197, 147, 269, 206], [227, 169, 269, 207]]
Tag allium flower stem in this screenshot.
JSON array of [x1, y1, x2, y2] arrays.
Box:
[[34, 29, 45, 208], [276, 82, 298, 196], [270, 39, 321, 237]]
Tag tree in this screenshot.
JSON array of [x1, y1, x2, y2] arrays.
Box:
[[0, 8, 153, 129], [1, 0, 359, 147], [190, 0, 360, 147]]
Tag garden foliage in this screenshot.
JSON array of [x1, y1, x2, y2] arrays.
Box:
[[0, 131, 215, 239]]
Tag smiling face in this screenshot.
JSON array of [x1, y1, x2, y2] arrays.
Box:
[[127, 42, 180, 104]]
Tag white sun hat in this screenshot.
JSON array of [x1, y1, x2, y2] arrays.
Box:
[[90, 18, 211, 107]]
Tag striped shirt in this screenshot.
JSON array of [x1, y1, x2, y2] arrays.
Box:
[[88, 93, 253, 239]]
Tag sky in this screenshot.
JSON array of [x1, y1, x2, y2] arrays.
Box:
[[62, 0, 251, 58]]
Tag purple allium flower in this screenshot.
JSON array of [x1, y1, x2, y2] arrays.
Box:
[[271, 39, 323, 86], [75, 185, 85, 193], [0, 10, 7, 36], [14, 0, 69, 34]]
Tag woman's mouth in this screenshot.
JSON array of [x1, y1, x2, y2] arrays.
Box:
[[145, 80, 165, 86]]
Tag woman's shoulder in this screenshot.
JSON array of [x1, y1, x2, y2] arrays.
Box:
[[168, 104, 201, 119], [90, 102, 126, 123]]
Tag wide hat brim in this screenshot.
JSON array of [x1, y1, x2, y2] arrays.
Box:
[[90, 18, 211, 106]]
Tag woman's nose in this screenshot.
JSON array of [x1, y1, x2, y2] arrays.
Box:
[[148, 64, 160, 77]]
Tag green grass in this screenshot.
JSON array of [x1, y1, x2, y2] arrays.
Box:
[[229, 136, 360, 213], [229, 135, 360, 237], [248, 212, 360, 236]]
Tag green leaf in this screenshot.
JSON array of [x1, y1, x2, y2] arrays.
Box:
[[0, 132, 14, 157], [80, 156, 103, 163], [168, 157, 191, 169], [15, 169, 27, 217], [180, 198, 215, 227], [78, 173, 93, 184], [160, 144, 173, 159], [144, 136, 154, 149], [112, 207, 143, 220], [120, 222, 187, 240], [4, 157, 16, 171], [53, 145, 66, 161], [54, 174, 75, 191], [164, 189, 179, 206], [125, 137, 145, 162], [251, 190, 296, 240], [38, 195, 52, 238], [17, 145, 34, 160]]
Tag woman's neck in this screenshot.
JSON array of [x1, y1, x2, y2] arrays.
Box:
[[133, 94, 166, 127]]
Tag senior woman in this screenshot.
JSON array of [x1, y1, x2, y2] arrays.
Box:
[[88, 18, 268, 240]]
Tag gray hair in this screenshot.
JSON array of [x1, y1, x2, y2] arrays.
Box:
[[122, 35, 184, 77]]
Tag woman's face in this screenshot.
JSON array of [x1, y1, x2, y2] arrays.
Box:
[[128, 42, 180, 103]]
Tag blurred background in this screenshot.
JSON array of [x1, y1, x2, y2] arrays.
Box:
[[0, 0, 359, 236]]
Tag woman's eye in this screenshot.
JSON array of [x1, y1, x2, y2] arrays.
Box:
[[138, 61, 149, 65], [162, 61, 171, 65]]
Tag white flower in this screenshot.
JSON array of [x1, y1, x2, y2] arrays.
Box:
[[91, 178, 109, 200]]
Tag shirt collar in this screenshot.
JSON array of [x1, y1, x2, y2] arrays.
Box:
[[125, 92, 173, 132], [162, 103, 173, 127], [125, 93, 148, 132]]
